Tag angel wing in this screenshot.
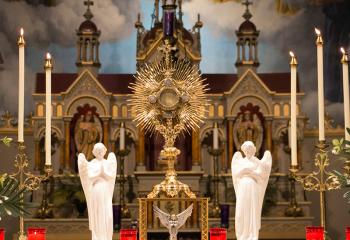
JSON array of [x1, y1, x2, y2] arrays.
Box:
[[77, 153, 93, 230], [231, 151, 243, 195], [153, 205, 170, 229], [177, 204, 193, 228], [257, 150, 272, 224], [104, 153, 117, 198]]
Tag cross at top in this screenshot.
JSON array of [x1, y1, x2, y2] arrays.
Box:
[[84, 0, 94, 9], [242, 0, 252, 21], [83, 0, 94, 20]]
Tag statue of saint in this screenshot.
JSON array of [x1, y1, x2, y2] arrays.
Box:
[[75, 111, 102, 160], [78, 143, 117, 240], [233, 110, 263, 153], [231, 141, 272, 240]]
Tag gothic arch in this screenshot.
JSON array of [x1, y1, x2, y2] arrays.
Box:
[[112, 126, 137, 142], [230, 95, 271, 116], [200, 124, 226, 142], [35, 125, 63, 141], [66, 96, 108, 117]]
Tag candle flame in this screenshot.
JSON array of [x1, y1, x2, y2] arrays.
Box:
[[341, 47, 345, 54], [20, 28, 24, 36], [289, 51, 294, 57], [46, 52, 51, 60], [315, 28, 321, 36]]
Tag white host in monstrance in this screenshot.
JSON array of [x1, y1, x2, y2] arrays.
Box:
[[231, 141, 272, 240], [78, 143, 117, 240]]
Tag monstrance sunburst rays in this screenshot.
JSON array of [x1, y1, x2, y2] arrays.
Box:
[[129, 55, 209, 146]]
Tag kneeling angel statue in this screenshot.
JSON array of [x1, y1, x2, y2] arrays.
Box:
[[231, 141, 272, 240], [78, 142, 117, 240]]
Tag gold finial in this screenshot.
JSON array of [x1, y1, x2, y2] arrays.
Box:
[[289, 51, 298, 65], [213, 122, 218, 128], [83, 0, 94, 20], [315, 28, 323, 45], [341, 47, 348, 63], [242, 0, 253, 21], [17, 28, 25, 46], [194, 14, 203, 29], [120, 122, 125, 128], [44, 53, 53, 69]]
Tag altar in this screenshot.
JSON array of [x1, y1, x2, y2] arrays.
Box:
[[1, 0, 350, 239]]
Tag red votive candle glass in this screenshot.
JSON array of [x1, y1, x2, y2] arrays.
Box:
[[210, 228, 227, 240], [346, 227, 350, 240], [120, 229, 137, 240], [306, 226, 324, 240], [27, 227, 46, 240], [0, 228, 5, 240]]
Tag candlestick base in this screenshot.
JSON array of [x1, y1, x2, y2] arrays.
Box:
[[209, 205, 221, 218], [148, 147, 196, 199], [121, 205, 131, 218]]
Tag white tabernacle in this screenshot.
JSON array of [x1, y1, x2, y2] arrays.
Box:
[[78, 143, 117, 240], [231, 141, 272, 240]]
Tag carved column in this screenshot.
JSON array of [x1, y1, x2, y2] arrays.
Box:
[[191, 129, 201, 171], [264, 118, 273, 151], [82, 38, 87, 62], [228, 120, 234, 166], [59, 140, 65, 174], [102, 119, 109, 149], [34, 140, 40, 171], [242, 43, 246, 61], [136, 128, 146, 171], [272, 139, 279, 171], [76, 40, 81, 62], [221, 141, 227, 172], [64, 119, 71, 171]]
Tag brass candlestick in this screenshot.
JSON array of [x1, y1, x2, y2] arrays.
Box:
[[116, 148, 131, 218], [293, 141, 341, 230], [285, 165, 303, 217], [9, 142, 51, 240], [208, 148, 223, 218], [36, 167, 54, 219]]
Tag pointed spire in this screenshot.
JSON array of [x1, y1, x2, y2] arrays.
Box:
[[242, 0, 252, 21], [194, 14, 203, 29], [83, 0, 94, 20]]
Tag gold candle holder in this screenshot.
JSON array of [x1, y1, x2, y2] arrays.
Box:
[[9, 142, 52, 240], [293, 141, 341, 230], [285, 165, 303, 217]]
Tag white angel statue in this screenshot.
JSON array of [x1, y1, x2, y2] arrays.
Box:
[[231, 141, 272, 240], [78, 143, 117, 240]]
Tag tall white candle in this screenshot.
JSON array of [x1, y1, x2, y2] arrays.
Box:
[[290, 51, 298, 166], [341, 47, 350, 141], [18, 28, 25, 143], [120, 122, 125, 150], [315, 28, 325, 141], [213, 122, 219, 150], [45, 53, 52, 166]]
